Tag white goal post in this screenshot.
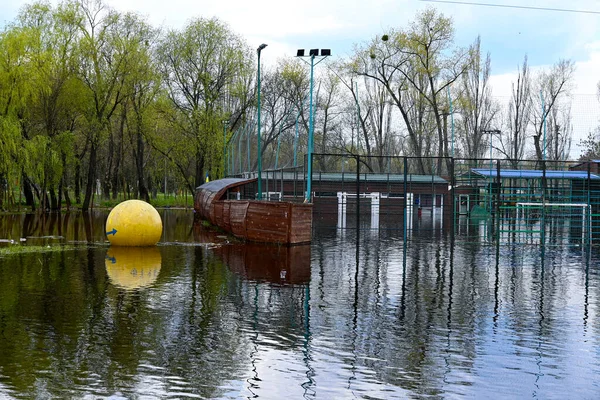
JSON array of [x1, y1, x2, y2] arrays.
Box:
[[516, 202, 591, 241]]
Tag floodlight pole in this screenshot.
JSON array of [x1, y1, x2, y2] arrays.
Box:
[[306, 54, 315, 202], [297, 49, 330, 202], [293, 94, 309, 168], [256, 44, 267, 199]]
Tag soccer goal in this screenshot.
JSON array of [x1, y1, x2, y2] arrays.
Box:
[[515, 202, 591, 242]]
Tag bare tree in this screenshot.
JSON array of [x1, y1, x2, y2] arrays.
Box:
[[497, 56, 531, 166], [314, 68, 344, 170], [457, 36, 499, 163], [531, 59, 575, 163], [545, 105, 572, 161], [352, 9, 469, 173], [258, 59, 311, 169]]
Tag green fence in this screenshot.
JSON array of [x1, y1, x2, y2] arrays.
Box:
[[227, 154, 600, 246]]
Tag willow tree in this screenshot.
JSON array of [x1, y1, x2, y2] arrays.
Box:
[[14, 1, 85, 210], [0, 24, 37, 208], [157, 17, 253, 191]]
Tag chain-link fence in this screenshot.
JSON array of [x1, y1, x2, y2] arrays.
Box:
[[228, 154, 600, 246]]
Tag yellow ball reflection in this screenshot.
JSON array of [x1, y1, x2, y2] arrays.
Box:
[[105, 246, 161, 290]]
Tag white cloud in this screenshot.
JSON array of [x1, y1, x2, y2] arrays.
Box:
[[572, 41, 600, 95], [488, 41, 600, 159], [104, 0, 414, 36]]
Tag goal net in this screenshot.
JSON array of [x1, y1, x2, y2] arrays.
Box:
[[515, 202, 591, 242]]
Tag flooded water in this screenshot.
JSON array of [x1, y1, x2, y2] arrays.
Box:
[[0, 210, 599, 398]]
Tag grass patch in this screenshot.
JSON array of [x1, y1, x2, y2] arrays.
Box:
[[1, 192, 195, 212], [98, 194, 194, 209], [0, 244, 94, 257]]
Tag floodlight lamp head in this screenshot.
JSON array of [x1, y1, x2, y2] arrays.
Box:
[[309, 49, 319, 56], [320, 49, 331, 56], [296, 49, 305, 57]]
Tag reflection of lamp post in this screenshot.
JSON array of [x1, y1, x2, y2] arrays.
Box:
[[222, 119, 229, 177], [257, 43, 267, 199], [297, 48, 331, 202]]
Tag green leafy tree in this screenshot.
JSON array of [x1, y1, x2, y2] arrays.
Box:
[[75, 0, 141, 211], [15, 1, 83, 210], [0, 23, 38, 208], [157, 17, 253, 191]]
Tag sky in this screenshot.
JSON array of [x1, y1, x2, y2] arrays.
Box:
[[2, 0, 600, 157]]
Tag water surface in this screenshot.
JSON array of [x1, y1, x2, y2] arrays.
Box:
[[0, 210, 599, 398]]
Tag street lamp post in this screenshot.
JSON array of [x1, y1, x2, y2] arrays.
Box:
[[257, 43, 267, 200], [222, 120, 229, 177], [297, 48, 331, 203], [540, 90, 547, 161], [447, 87, 455, 158], [481, 129, 501, 215]]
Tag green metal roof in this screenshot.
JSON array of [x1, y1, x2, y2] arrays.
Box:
[[472, 168, 600, 180], [264, 171, 448, 184]]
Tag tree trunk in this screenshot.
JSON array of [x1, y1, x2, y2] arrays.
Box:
[[102, 179, 111, 201], [105, 128, 115, 200], [82, 142, 98, 211], [49, 188, 59, 211], [75, 164, 81, 204], [22, 173, 35, 211], [136, 126, 150, 202], [64, 189, 71, 210], [41, 178, 48, 212], [58, 175, 63, 211], [195, 152, 204, 189], [111, 164, 120, 200]]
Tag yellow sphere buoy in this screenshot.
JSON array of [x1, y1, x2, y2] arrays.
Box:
[[105, 246, 161, 290], [105, 200, 162, 246]]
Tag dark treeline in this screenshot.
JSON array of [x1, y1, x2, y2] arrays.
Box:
[[0, 0, 578, 211]]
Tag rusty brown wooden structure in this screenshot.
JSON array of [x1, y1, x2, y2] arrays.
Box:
[[192, 222, 311, 284], [194, 178, 312, 245]]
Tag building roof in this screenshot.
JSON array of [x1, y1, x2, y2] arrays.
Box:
[[569, 160, 600, 169], [196, 178, 253, 193], [472, 168, 600, 180], [276, 171, 448, 184]]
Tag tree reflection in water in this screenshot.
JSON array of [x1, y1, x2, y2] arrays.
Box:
[[0, 210, 599, 398]]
